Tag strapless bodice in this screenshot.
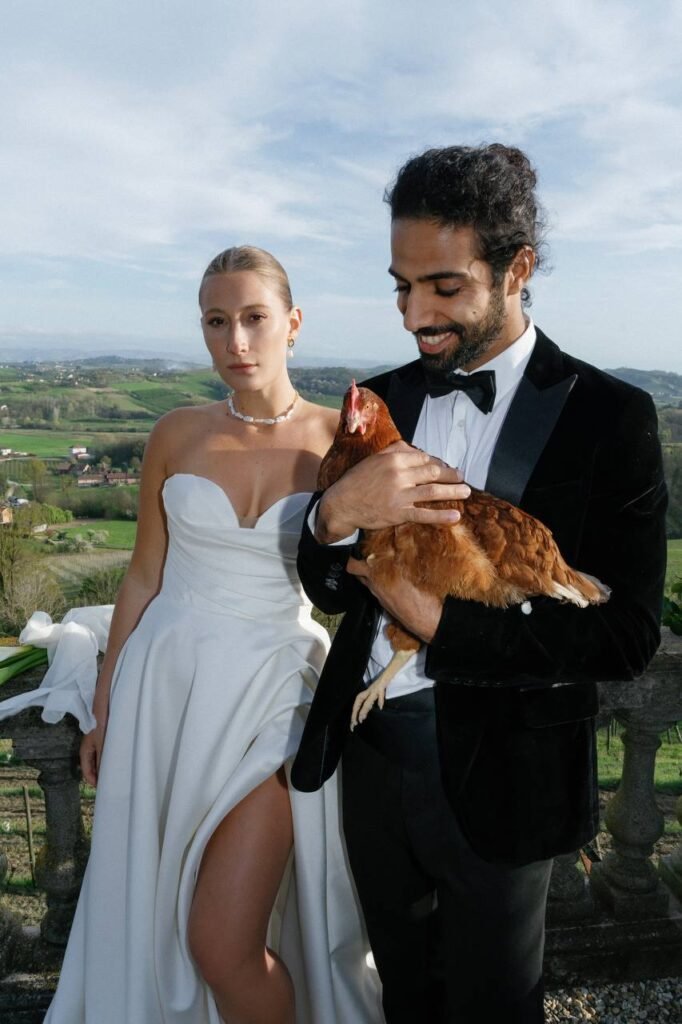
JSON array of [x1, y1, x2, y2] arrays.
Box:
[[160, 474, 313, 620]]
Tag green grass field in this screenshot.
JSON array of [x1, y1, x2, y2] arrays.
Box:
[[597, 726, 681, 794], [56, 520, 137, 550], [0, 430, 96, 457], [0, 430, 147, 458]]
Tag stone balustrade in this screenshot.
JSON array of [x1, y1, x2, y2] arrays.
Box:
[[545, 628, 682, 982], [1, 632, 681, 991]]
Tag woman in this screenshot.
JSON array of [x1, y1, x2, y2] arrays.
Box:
[[43, 247, 381, 1023]]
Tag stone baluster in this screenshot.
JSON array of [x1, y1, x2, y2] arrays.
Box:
[[659, 794, 682, 901], [590, 708, 672, 920], [0, 906, 21, 980], [8, 709, 88, 945]]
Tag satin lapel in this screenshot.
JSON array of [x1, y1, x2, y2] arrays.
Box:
[[385, 361, 428, 442], [485, 336, 577, 505]]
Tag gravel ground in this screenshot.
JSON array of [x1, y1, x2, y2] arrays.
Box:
[[545, 978, 682, 1022]]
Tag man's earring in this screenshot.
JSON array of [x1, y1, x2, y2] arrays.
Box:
[[287, 337, 295, 359]]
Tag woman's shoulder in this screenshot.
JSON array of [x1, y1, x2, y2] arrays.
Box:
[[299, 399, 339, 443], [300, 399, 339, 429], [155, 401, 223, 435], [144, 403, 224, 462]]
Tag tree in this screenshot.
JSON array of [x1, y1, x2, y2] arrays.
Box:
[[27, 458, 49, 503], [0, 517, 65, 634]]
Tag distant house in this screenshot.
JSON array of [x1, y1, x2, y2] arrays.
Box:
[[70, 446, 91, 460], [76, 468, 139, 488], [0, 448, 12, 457], [0, 506, 12, 525], [77, 472, 106, 488], [103, 470, 140, 486]]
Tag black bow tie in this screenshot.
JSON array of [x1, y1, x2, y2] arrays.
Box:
[[426, 369, 496, 414]]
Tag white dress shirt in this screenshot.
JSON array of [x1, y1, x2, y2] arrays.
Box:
[[314, 320, 537, 699]]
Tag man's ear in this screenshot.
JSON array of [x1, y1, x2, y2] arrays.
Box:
[[506, 247, 535, 296]]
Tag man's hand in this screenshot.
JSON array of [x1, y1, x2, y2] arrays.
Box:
[[346, 555, 442, 644], [315, 442, 471, 544]]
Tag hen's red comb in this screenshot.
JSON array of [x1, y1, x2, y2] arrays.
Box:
[[347, 379, 360, 414]]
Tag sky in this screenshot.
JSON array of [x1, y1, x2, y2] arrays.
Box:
[[1, 0, 682, 371]]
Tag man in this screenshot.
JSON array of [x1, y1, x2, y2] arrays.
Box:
[[291, 144, 667, 1023]]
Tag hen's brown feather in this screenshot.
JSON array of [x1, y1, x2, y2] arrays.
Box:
[[324, 384, 608, 661]]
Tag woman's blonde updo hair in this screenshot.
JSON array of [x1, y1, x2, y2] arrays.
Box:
[[200, 246, 293, 310]]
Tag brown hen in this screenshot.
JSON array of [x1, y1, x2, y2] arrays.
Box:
[[318, 381, 610, 728]]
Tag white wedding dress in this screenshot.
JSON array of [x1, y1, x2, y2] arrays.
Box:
[[42, 473, 381, 1024]]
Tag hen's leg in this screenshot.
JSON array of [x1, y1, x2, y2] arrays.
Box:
[[350, 648, 417, 729], [351, 624, 421, 730]]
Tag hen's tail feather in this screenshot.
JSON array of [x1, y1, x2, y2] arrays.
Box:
[[551, 570, 610, 607]]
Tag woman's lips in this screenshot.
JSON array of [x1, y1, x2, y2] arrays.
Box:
[[227, 363, 257, 372]]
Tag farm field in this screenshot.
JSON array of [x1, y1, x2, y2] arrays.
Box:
[[54, 520, 137, 550], [0, 430, 145, 458], [44, 549, 132, 603], [0, 430, 98, 457]]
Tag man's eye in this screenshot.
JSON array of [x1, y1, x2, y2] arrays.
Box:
[[393, 284, 408, 294], [435, 287, 460, 297]]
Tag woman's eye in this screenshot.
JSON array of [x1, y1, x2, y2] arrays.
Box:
[[250, 313, 266, 322], [206, 316, 224, 327]]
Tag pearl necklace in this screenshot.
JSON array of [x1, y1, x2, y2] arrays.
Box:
[[226, 391, 299, 425]]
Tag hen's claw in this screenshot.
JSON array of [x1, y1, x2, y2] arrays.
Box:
[[349, 648, 417, 730], [351, 680, 389, 730]]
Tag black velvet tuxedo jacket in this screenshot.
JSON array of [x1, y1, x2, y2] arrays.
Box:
[[290, 329, 667, 865]]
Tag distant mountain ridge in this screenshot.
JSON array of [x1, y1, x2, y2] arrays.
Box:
[[0, 352, 383, 371], [2, 353, 681, 405], [606, 368, 682, 404]]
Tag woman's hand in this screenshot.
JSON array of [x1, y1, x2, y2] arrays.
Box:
[[80, 698, 109, 787]]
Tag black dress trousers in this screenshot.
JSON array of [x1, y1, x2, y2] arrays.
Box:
[[341, 689, 552, 1024]]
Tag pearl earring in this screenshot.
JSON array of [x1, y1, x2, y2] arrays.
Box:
[[287, 337, 295, 359]]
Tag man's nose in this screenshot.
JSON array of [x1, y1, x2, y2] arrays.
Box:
[[401, 290, 432, 333]]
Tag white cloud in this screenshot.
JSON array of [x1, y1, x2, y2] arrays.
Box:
[[1, 0, 682, 367]]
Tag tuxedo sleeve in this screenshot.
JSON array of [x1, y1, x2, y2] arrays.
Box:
[[297, 493, 366, 615], [425, 389, 667, 685]]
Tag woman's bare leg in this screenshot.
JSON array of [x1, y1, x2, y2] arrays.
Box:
[[187, 767, 295, 1024]]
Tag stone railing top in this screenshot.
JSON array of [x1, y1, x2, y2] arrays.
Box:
[[597, 627, 682, 716], [0, 629, 681, 742]]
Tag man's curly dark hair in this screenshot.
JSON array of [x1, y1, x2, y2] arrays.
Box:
[[385, 144, 548, 303]]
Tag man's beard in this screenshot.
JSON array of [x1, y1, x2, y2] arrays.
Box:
[[417, 285, 507, 378]]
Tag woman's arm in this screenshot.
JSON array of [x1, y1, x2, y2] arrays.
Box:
[[80, 415, 175, 784]]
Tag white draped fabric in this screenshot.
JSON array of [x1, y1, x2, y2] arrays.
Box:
[[1, 474, 381, 1023]]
